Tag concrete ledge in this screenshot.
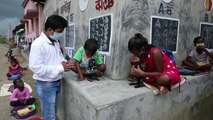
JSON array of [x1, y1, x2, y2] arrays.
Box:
[[58, 72, 213, 120], [17, 44, 213, 120]]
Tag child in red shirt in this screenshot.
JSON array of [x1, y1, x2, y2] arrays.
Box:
[[128, 33, 181, 94], [6, 57, 23, 81]]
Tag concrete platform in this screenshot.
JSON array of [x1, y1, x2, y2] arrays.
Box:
[[58, 72, 213, 120]]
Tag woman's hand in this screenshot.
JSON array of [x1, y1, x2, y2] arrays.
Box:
[[131, 65, 144, 76]]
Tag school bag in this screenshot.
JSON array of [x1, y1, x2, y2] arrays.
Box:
[[10, 103, 36, 119], [161, 49, 175, 64]]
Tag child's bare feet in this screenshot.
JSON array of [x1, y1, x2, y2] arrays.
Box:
[[159, 86, 168, 95]]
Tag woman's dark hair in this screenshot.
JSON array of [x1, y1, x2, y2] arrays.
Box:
[[128, 33, 153, 53], [84, 39, 99, 56], [193, 36, 204, 46], [45, 15, 68, 31]]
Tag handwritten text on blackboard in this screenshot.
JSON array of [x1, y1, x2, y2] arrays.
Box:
[[89, 14, 113, 55], [151, 16, 179, 52], [200, 22, 213, 49]]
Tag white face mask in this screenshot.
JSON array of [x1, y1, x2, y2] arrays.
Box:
[[196, 43, 204, 47], [50, 32, 63, 41]]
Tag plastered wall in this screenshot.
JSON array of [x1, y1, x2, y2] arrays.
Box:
[[43, 0, 213, 79]]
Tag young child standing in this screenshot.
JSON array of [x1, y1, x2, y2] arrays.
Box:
[[6, 57, 23, 81], [72, 39, 106, 80], [182, 36, 213, 71], [10, 79, 36, 107]]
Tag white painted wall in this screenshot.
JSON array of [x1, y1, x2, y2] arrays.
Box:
[[43, 0, 213, 79]]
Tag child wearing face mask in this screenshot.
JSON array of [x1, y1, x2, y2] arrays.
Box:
[[72, 39, 106, 80], [10, 79, 36, 107], [182, 36, 213, 71]]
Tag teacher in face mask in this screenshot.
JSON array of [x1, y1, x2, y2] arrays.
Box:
[[29, 15, 73, 120]]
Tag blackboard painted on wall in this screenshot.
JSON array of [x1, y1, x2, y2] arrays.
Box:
[[199, 22, 213, 49], [65, 23, 75, 49], [65, 23, 75, 58], [150, 16, 180, 53], [89, 13, 113, 56]]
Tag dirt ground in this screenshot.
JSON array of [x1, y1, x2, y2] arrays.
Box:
[[0, 43, 42, 120]]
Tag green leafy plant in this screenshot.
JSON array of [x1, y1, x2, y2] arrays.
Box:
[[0, 36, 6, 44]]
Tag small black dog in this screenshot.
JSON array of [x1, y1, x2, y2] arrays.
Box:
[[85, 59, 99, 82], [129, 61, 145, 88]]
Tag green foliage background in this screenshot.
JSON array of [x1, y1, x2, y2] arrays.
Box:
[[0, 36, 6, 44]]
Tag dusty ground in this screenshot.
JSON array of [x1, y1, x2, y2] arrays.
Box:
[[0, 43, 42, 120]]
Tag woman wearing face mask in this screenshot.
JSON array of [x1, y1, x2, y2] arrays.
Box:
[[182, 36, 213, 71], [128, 33, 181, 95], [10, 79, 36, 107]]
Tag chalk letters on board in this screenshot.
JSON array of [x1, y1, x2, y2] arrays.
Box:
[[150, 16, 179, 52], [89, 13, 113, 55], [200, 22, 213, 49], [65, 23, 75, 49]]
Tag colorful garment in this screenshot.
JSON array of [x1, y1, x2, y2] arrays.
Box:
[[10, 87, 30, 101], [10, 87, 36, 107], [9, 64, 23, 75], [140, 47, 181, 91], [7, 64, 23, 81], [73, 47, 102, 68]]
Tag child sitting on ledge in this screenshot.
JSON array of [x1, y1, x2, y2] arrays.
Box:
[[72, 39, 106, 80], [128, 33, 181, 94], [182, 36, 213, 71]]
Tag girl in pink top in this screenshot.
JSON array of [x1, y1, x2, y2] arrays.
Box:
[[128, 33, 181, 94], [10, 79, 35, 107]]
